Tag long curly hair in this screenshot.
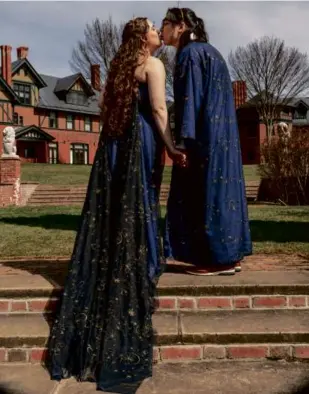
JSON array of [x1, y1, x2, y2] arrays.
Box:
[[101, 17, 149, 137]]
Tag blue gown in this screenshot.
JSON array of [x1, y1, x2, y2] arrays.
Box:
[[48, 83, 165, 390], [164, 42, 252, 266]]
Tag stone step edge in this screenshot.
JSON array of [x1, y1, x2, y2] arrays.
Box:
[[1, 295, 309, 312], [1, 344, 309, 364]]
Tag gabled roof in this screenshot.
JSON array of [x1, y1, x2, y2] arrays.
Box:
[[15, 125, 55, 141], [289, 98, 309, 109], [0, 52, 100, 115], [0, 75, 20, 103], [240, 89, 309, 109], [54, 73, 94, 96], [246, 91, 277, 105], [38, 74, 100, 115], [11, 58, 47, 89]]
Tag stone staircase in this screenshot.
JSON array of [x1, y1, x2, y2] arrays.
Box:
[[246, 181, 260, 202], [0, 259, 309, 364], [27, 181, 260, 207], [27, 184, 171, 207]]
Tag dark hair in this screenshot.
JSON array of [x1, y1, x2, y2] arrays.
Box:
[[163, 8, 209, 53], [101, 17, 149, 137]]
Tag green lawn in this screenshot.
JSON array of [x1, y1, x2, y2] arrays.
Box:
[[0, 205, 308, 258], [21, 163, 259, 185]]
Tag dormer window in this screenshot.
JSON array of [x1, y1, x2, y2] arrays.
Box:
[[294, 106, 307, 120], [66, 91, 87, 106], [13, 83, 31, 105]]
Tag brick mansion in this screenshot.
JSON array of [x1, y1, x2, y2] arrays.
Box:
[[0, 45, 308, 166]]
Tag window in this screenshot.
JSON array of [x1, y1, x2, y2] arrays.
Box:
[[84, 116, 92, 132], [70, 143, 89, 165], [66, 91, 87, 106], [49, 111, 58, 128], [294, 109, 307, 120], [49, 143, 58, 164], [24, 146, 35, 158], [13, 112, 18, 124], [13, 83, 31, 105], [66, 114, 75, 130], [19, 116, 24, 126]]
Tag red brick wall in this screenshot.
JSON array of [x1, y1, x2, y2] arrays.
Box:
[[0, 157, 21, 206], [236, 107, 261, 165], [9, 106, 101, 164], [47, 129, 99, 164]]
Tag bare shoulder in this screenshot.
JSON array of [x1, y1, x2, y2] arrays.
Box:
[[145, 56, 165, 74]]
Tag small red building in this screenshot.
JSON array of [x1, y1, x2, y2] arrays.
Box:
[[233, 81, 309, 165], [0, 45, 101, 165]]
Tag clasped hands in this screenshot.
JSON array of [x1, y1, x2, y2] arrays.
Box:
[[168, 144, 188, 168]]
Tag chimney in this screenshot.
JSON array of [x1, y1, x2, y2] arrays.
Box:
[[16, 46, 29, 60], [0, 45, 12, 86], [90, 64, 101, 91], [232, 80, 247, 109]]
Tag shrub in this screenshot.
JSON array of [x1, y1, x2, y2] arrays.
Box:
[[259, 127, 309, 204]]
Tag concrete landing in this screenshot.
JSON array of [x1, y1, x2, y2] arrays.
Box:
[[0, 361, 309, 394]]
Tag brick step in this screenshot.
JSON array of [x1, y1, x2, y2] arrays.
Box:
[[34, 185, 170, 194], [28, 184, 258, 206], [28, 197, 85, 202], [28, 188, 170, 206], [1, 271, 309, 314], [29, 191, 87, 195], [33, 189, 169, 193], [30, 193, 169, 199], [27, 202, 83, 206], [28, 198, 85, 203], [35, 187, 87, 191], [33, 190, 87, 194], [33, 188, 255, 195], [27, 201, 168, 206], [1, 310, 309, 363], [2, 293, 309, 315]]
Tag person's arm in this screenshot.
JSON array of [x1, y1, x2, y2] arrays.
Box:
[[146, 57, 182, 158]]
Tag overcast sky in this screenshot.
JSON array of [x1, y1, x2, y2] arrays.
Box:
[[0, 1, 308, 78]]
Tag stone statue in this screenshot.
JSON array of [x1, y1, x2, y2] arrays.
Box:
[[277, 122, 291, 142], [2, 126, 18, 158]]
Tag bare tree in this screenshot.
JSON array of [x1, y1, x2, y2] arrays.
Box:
[[70, 16, 125, 82], [228, 36, 309, 140], [70, 17, 175, 94], [156, 46, 176, 98]]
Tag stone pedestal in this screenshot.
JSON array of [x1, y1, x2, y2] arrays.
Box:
[[0, 157, 21, 207]]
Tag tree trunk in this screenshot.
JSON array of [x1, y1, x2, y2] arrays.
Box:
[[266, 121, 273, 141]]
